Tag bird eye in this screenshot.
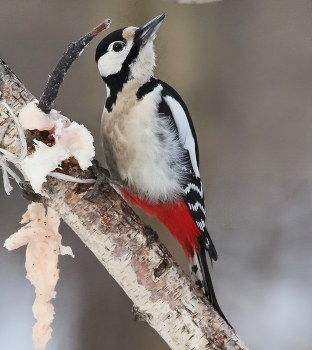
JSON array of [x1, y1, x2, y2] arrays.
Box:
[[113, 42, 125, 52]]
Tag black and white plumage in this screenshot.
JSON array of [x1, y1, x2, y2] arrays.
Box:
[[95, 14, 229, 325]]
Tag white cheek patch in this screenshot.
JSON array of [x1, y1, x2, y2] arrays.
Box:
[[97, 51, 126, 77], [97, 40, 133, 78]]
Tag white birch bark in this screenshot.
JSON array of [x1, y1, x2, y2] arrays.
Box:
[[0, 58, 249, 350]]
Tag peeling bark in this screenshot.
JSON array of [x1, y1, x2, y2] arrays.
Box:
[[0, 58, 249, 350]]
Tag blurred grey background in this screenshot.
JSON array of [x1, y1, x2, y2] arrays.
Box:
[[1, 0, 312, 349]]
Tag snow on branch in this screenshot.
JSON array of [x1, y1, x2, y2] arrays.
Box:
[[0, 54, 249, 350]]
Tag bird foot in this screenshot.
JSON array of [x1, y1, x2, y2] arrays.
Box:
[[85, 160, 112, 201]]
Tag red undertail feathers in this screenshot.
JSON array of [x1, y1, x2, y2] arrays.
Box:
[[121, 189, 200, 257]]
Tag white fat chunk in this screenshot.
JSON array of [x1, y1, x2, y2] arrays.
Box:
[[19, 102, 95, 193], [57, 121, 95, 170], [20, 140, 71, 193], [4, 202, 74, 350], [19, 101, 70, 131]]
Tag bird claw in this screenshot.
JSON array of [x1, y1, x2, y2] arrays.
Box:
[[85, 160, 111, 201]]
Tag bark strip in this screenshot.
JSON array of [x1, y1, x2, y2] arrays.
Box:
[[0, 58, 249, 350]]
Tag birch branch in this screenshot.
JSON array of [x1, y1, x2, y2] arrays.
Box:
[[0, 58, 249, 350]]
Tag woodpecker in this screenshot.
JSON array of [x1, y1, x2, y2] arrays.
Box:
[[95, 14, 229, 324]]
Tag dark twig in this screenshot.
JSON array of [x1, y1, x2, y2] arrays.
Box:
[[37, 18, 111, 114]]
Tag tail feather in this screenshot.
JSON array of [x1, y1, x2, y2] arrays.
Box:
[[190, 241, 231, 327], [202, 228, 218, 263]]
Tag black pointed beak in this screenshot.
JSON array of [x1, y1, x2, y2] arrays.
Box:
[[134, 14, 165, 47]]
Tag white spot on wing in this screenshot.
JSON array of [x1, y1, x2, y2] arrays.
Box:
[[184, 182, 203, 197], [188, 201, 206, 214], [196, 219, 206, 232]]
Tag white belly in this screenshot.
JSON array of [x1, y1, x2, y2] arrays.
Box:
[[101, 86, 187, 202]]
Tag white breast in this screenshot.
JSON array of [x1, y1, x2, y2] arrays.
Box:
[[102, 83, 187, 202]]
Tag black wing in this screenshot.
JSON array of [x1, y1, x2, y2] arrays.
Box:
[[157, 79, 217, 260], [157, 79, 231, 326]]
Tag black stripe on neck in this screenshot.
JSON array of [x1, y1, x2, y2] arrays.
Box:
[[136, 77, 158, 100], [104, 45, 140, 112]]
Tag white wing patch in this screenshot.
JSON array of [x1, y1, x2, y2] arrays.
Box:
[[163, 95, 200, 178], [106, 85, 110, 98]]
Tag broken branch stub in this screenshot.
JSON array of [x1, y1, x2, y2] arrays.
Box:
[[37, 18, 111, 114]]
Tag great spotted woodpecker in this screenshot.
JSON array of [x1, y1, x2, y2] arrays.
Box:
[[95, 14, 229, 324]]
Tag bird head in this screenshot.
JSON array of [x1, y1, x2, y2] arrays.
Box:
[[95, 14, 165, 89]]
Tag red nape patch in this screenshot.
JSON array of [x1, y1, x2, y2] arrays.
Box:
[[121, 190, 200, 257]]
